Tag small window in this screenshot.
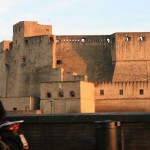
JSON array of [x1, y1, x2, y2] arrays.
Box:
[[25, 39, 29, 45], [58, 91, 64, 97], [49, 37, 54, 42], [139, 36, 145, 41], [15, 29, 17, 33], [13, 108, 17, 111], [107, 38, 110, 43], [56, 40, 60, 43], [139, 89, 144, 95], [70, 91, 75, 97], [119, 89, 123, 95], [22, 57, 26, 63], [47, 92, 51, 98], [81, 38, 85, 42], [19, 27, 21, 32], [15, 40, 17, 45], [57, 60, 62, 65], [124, 36, 131, 41], [100, 90, 104, 95]]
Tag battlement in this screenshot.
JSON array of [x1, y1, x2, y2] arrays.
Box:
[[13, 21, 52, 47], [111, 32, 150, 62], [56, 35, 111, 45], [95, 81, 150, 100]]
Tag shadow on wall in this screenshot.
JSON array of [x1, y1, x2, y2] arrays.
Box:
[[56, 35, 114, 82]]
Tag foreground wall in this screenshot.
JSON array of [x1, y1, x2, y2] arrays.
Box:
[[6, 113, 150, 150]]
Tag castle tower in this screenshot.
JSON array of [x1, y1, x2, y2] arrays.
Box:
[[111, 32, 150, 82], [6, 21, 56, 97]]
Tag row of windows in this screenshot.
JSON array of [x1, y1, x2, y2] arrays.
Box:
[[46, 91, 76, 98], [124, 36, 145, 41], [56, 38, 111, 43], [55, 36, 146, 43], [100, 89, 144, 95]]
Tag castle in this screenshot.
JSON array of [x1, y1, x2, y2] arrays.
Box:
[[1, 21, 150, 114]]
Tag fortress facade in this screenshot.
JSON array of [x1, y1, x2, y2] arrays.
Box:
[[1, 21, 150, 113]]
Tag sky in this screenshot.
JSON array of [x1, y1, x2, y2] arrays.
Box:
[[0, 0, 150, 41]]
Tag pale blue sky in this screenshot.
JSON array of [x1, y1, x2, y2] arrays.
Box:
[[0, 0, 150, 41]]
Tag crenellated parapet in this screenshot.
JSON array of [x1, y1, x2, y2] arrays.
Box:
[[95, 81, 150, 100]]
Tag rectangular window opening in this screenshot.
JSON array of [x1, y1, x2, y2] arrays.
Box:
[[47, 92, 52, 98], [100, 90, 104, 95], [140, 89, 144, 95], [22, 57, 26, 63], [119, 89, 123, 95], [57, 60, 62, 65], [13, 107, 17, 111]]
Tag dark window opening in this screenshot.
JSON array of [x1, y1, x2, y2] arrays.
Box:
[[58, 91, 64, 97], [13, 108, 17, 111], [70, 91, 75, 97], [119, 89, 123, 95], [22, 57, 26, 63], [19, 27, 20, 32], [140, 89, 144, 95], [57, 60, 62, 65], [124, 36, 131, 41], [25, 40, 29, 45], [15, 40, 17, 45], [139, 36, 145, 41], [49, 37, 54, 42], [47, 92, 51, 98], [100, 90, 104, 95]]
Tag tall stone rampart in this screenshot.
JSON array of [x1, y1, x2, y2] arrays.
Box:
[[112, 33, 150, 81], [56, 35, 113, 82]]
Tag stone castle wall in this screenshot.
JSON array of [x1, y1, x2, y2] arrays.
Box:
[[3, 22, 56, 97], [1, 21, 150, 113], [56, 35, 113, 82], [112, 33, 150, 81], [95, 81, 150, 112]]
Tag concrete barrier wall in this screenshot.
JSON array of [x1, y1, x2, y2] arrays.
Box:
[[6, 113, 150, 150]]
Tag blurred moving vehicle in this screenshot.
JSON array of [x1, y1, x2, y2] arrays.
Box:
[[0, 120, 29, 150]]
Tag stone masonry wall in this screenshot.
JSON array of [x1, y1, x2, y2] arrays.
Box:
[[56, 35, 113, 82], [112, 33, 150, 81], [6, 22, 56, 97], [95, 81, 150, 112]]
